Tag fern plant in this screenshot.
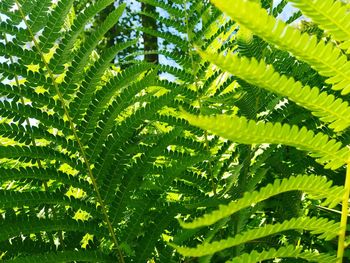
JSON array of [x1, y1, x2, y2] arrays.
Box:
[[0, 0, 243, 261], [0, 0, 194, 261], [2, 0, 349, 262], [170, 0, 350, 262]]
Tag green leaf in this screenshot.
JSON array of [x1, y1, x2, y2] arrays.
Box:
[[183, 112, 349, 169]]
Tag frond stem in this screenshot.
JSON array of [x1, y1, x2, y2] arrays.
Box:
[[337, 163, 350, 262], [14, 2, 124, 262], [269, 0, 273, 15]]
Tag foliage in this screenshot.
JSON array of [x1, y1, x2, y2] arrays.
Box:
[[175, 0, 350, 262], [0, 0, 349, 262]]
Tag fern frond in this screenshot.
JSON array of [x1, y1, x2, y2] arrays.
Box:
[[3, 250, 116, 263], [26, 0, 51, 34], [172, 217, 339, 257], [227, 245, 336, 263], [288, 0, 350, 53], [179, 175, 343, 228], [79, 63, 154, 142], [209, 0, 350, 95], [2, 0, 346, 261], [0, 217, 106, 243], [134, 209, 177, 262], [0, 83, 62, 112], [0, 42, 41, 65], [86, 77, 158, 160], [199, 49, 350, 132], [0, 101, 67, 131], [61, 3, 126, 96], [0, 0, 32, 25], [0, 123, 77, 153], [110, 152, 208, 225], [0, 20, 29, 41], [71, 39, 137, 122], [49, 0, 115, 71], [0, 145, 81, 168], [183, 112, 349, 169], [138, 27, 188, 51], [159, 65, 194, 82], [138, 0, 184, 17], [0, 63, 50, 87], [37, 0, 74, 53], [139, 10, 187, 33], [95, 94, 196, 203], [0, 167, 90, 192], [0, 190, 99, 218]]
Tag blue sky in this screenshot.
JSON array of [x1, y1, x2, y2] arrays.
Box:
[[277, 1, 299, 21]]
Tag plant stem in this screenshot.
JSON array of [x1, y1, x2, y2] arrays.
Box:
[[337, 163, 350, 262], [269, 0, 274, 15]]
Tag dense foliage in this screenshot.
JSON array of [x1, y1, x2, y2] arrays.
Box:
[[0, 0, 349, 262]]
